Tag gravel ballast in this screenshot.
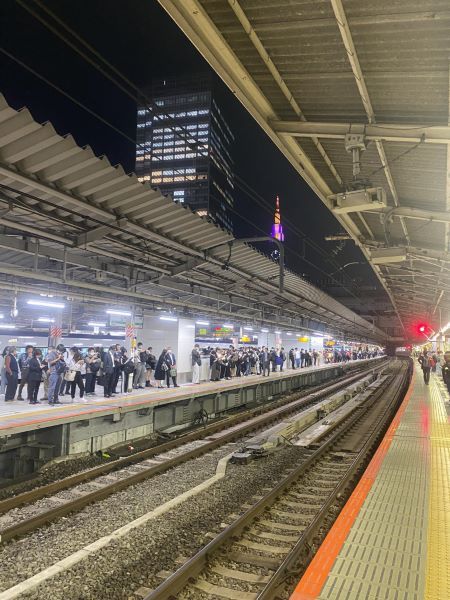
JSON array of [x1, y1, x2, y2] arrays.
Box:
[[12, 445, 306, 600]]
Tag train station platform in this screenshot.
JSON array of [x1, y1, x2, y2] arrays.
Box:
[[0, 358, 383, 480], [290, 361, 450, 600]]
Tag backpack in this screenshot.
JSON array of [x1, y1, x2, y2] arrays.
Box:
[[90, 361, 100, 373], [122, 360, 135, 375]]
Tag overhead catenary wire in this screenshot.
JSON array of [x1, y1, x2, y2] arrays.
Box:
[[12, 0, 374, 304]]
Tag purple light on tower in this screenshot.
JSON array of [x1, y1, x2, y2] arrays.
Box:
[[271, 195, 285, 242]]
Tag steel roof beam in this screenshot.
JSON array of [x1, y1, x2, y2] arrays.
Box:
[[330, 0, 411, 329], [271, 121, 450, 144]]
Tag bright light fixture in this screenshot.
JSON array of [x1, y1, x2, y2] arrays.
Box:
[[222, 324, 233, 328], [0, 324, 16, 329], [28, 299, 65, 309], [275, 331, 281, 334], [0, 314, 3, 319], [109, 331, 124, 336], [196, 321, 210, 325], [38, 317, 55, 323], [261, 328, 269, 333], [106, 309, 132, 316], [88, 322, 106, 327], [160, 316, 177, 321], [243, 327, 253, 331]]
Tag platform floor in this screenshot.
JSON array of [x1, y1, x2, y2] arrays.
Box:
[[290, 362, 450, 600], [0, 361, 348, 434]]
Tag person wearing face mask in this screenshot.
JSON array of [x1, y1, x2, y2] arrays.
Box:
[[85, 347, 101, 397]]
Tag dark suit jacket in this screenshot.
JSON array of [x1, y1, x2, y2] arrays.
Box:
[[103, 351, 114, 374]]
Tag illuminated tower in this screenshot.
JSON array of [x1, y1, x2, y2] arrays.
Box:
[[271, 196, 285, 242]]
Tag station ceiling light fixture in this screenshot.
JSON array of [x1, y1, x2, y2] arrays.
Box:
[[28, 299, 65, 309], [38, 317, 55, 323], [106, 309, 132, 316], [160, 316, 178, 321], [261, 328, 269, 333], [0, 324, 16, 329], [196, 321, 210, 325], [275, 330, 281, 334], [243, 327, 253, 331], [222, 324, 233, 328], [88, 322, 106, 327]]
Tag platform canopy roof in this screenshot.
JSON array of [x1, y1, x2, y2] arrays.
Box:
[[0, 93, 384, 342], [158, 0, 450, 336]]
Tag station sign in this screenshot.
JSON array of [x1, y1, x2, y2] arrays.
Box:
[[238, 335, 258, 345], [323, 339, 336, 348], [297, 336, 309, 343], [195, 323, 238, 344]]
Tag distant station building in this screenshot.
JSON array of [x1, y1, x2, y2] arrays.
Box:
[[271, 195, 285, 242], [135, 75, 235, 233]]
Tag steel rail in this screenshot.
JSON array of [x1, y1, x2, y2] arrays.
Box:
[[0, 363, 386, 542], [257, 362, 412, 599], [144, 362, 409, 600]]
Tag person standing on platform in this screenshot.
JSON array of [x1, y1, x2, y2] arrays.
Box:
[[289, 348, 295, 370], [191, 344, 202, 384], [4, 347, 19, 401], [155, 349, 168, 388], [260, 347, 270, 376], [17, 345, 34, 401], [27, 349, 44, 404], [442, 354, 450, 394], [418, 350, 432, 385], [85, 347, 100, 396], [46, 344, 65, 405], [146, 347, 156, 387], [102, 345, 115, 398], [165, 346, 179, 387]]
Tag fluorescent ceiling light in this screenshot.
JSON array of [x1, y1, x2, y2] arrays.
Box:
[[275, 331, 281, 334], [160, 316, 177, 321], [0, 314, 3, 319], [109, 331, 124, 336], [0, 325, 16, 329], [196, 321, 209, 325], [106, 309, 132, 316], [243, 327, 253, 331], [222, 324, 233, 328], [28, 299, 65, 309], [38, 317, 55, 323], [261, 328, 269, 333], [88, 322, 106, 327]]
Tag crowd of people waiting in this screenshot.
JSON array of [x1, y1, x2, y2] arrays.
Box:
[[0, 341, 380, 405], [0, 342, 179, 405], [202, 345, 380, 382]]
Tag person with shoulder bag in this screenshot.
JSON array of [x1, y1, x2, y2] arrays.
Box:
[[165, 346, 179, 388], [65, 349, 85, 400]]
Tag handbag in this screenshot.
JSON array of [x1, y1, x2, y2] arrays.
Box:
[[64, 370, 76, 382], [170, 367, 177, 377]]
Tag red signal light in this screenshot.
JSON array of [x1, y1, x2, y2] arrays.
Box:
[[419, 325, 426, 333]]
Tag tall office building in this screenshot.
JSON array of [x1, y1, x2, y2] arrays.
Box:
[[135, 76, 235, 232]]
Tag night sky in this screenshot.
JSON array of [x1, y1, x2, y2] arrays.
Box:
[[1, 0, 383, 300]]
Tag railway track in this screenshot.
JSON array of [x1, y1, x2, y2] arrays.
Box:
[[0, 362, 386, 543], [144, 360, 410, 600]]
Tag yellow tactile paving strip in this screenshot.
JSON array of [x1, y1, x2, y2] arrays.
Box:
[[425, 380, 450, 600], [291, 363, 450, 600]]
